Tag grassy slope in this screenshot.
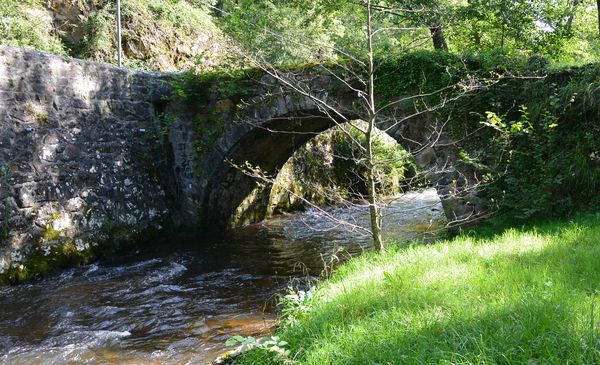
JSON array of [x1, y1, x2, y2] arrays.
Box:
[[0, 0, 65, 55], [240, 213, 600, 364], [0, 0, 229, 71]]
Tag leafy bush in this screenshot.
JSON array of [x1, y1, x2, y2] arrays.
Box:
[[376, 50, 469, 100], [461, 64, 600, 219], [278, 287, 317, 327], [373, 51, 599, 220]]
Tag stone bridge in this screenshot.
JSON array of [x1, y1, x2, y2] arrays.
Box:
[[0, 47, 481, 280], [174, 70, 482, 228]]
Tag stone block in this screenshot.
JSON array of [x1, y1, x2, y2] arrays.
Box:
[[62, 144, 81, 161], [16, 185, 36, 208]]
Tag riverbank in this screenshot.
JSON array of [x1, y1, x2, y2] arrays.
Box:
[[0, 190, 444, 364], [236, 213, 600, 364]]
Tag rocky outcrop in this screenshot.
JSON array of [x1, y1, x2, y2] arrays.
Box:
[[3, 0, 234, 72]]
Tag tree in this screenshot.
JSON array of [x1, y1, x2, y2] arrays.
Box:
[[209, 0, 491, 251], [382, 0, 452, 50], [597, 0, 600, 35], [451, 0, 591, 57], [216, 0, 599, 65]]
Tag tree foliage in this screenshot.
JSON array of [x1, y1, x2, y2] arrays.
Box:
[[1, 0, 598, 67], [215, 0, 600, 65], [449, 63, 600, 219]]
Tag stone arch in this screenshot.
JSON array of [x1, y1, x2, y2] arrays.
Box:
[[193, 107, 483, 229], [198, 111, 336, 227], [165, 70, 484, 229]]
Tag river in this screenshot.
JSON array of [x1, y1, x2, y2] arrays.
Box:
[[0, 189, 444, 365]]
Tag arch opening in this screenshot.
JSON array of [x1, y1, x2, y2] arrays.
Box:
[[201, 114, 443, 229], [265, 121, 430, 219], [197, 110, 485, 230], [199, 112, 335, 228]]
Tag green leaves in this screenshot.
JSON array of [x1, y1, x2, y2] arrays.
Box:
[[0, 0, 66, 55], [225, 335, 257, 347], [226, 334, 291, 358], [278, 287, 317, 326], [475, 65, 600, 219], [483, 111, 506, 132], [383, 270, 404, 288]]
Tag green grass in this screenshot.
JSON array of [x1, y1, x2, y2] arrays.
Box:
[[239, 213, 600, 364]]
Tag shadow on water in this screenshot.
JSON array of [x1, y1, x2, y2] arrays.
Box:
[[0, 189, 445, 364]]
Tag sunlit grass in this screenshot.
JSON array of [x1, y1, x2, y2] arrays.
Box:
[[239, 213, 600, 364]]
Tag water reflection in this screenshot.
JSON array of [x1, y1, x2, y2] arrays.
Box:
[[0, 189, 444, 364]]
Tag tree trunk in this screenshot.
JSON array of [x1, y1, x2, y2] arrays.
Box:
[[565, 0, 581, 35], [213, 0, 224, 17], [597, 0, 600, 36], [429, 25, 449, 51], [366, 0, 384, 251], [366, 145, 384, 251]]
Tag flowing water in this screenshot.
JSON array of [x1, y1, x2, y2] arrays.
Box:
[[0, 189, 444, 365]]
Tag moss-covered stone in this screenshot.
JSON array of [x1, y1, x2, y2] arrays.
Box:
[[0, 242, 92, 285], [0, 217, 174, 285]]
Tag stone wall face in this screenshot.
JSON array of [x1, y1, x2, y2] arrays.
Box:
[[0, 46, 173, 279]]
